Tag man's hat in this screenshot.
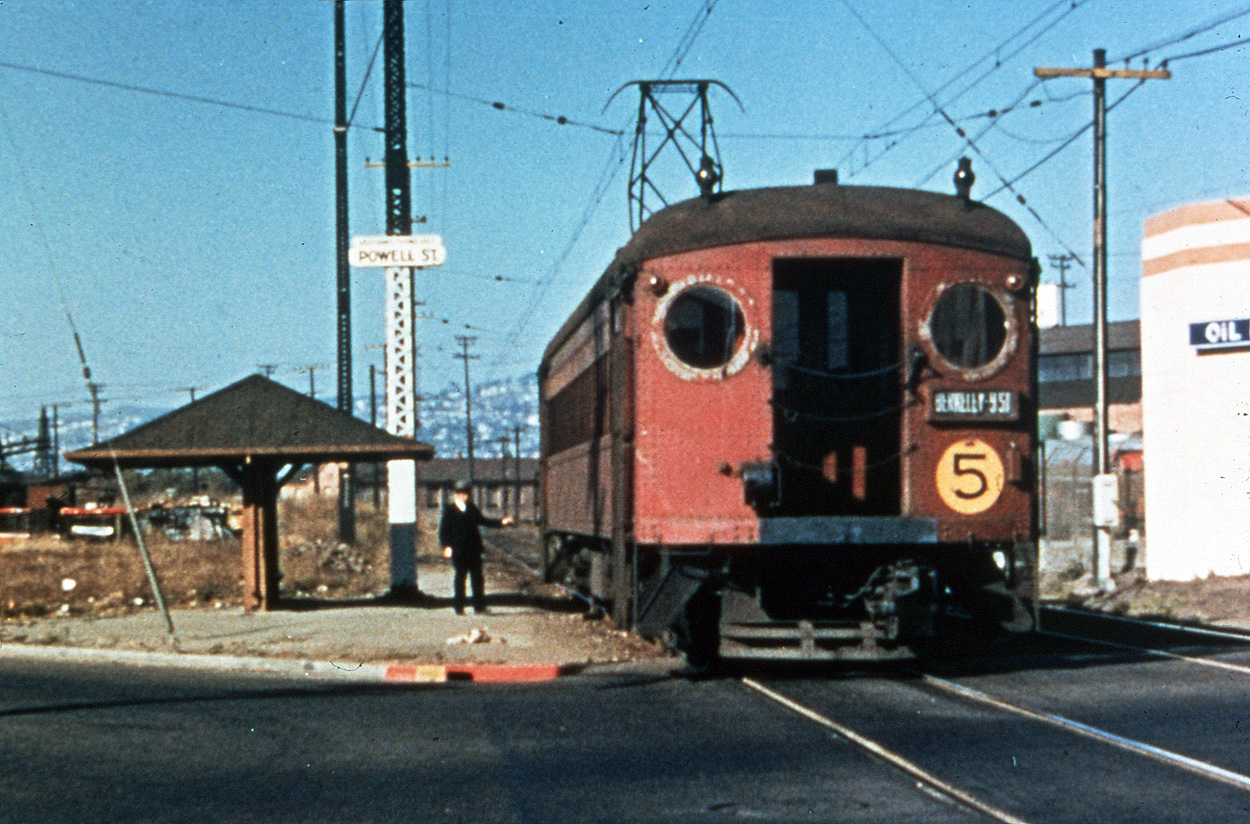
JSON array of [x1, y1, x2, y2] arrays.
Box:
[[453, 480, 472, 493]]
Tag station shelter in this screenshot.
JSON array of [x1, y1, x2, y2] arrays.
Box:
[[1141, 197, 1250, 580], [65, 374, 432, 609]]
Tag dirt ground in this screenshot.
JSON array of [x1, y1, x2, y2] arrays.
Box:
[[1040, 538, 1250, 630], [0, 497, 664, 664], [5, 500, 1250, 639]]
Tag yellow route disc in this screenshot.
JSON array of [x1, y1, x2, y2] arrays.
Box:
[[935, 439, 1004, 515]]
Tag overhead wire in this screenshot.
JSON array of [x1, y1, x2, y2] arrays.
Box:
[[348, 31, 384, 127], [984, 79, 1149, 201], [969, 13, 1250, 261], [834, 0, 1097, 179], [0, 58, 382, 133], [486, 0, 722, 373], [841, 0, 1088, 264], [1161, 36, 1248, 63], [1116, 3, 1250, 62], [407, 80, 624, 136]]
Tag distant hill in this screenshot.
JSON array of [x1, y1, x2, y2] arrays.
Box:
[[1, 375, 541, 473]]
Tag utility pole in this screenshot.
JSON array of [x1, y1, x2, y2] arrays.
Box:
[[87, 382, 104, 445], [498, 435, 510, 514], [1036, 49, 1170, 592], [296, 365, 321, 398], [512, 425, 522, 522], [33, 406, 53, 480], [333, 0, 356, 545], [454, 335, 479, 484], [52, 404, 59, 479], [178, 387, 201, 492], [370, 362, 381, 510], [1046, 253, 1078, 327], [381, 0, 421, 599], [296, 365, 325, 493]]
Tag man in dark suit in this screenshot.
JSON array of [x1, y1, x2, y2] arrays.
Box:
[[439, 480, 514, 614]]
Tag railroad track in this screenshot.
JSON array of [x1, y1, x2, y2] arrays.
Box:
[[741, 609, 1250, 823]]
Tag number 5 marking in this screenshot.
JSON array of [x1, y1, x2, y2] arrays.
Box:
[[936, 440, 1004, 515], [952, 453, 988, 499]]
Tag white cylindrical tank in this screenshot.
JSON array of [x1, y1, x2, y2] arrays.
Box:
[[1141, 198, 1250, 580]]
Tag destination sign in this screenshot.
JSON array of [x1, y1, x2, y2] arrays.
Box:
[[349, 234, 446, 268], [930, 389, 1018, 422], [1189, 318, 1250, 351]]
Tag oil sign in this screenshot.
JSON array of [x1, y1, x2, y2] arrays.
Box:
[[1190, 318, 1250, 351]]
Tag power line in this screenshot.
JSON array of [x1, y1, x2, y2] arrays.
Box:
[[836, 0, 1095, 179], [983, 80, 1149, 201], [0, 58, 384, 133], [407, 80, 624, 136], [486, 0, 721, 374], [1116, 3, 1250, 62], [1162, 36, 1248, 63]]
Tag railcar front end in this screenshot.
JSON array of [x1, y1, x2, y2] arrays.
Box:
[[540, 177, 1038, 662]]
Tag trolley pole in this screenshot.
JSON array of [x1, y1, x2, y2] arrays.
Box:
[[1035, 50, 1169, 592]]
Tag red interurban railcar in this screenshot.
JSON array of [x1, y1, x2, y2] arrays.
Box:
[[539, 171, 1038, 663]]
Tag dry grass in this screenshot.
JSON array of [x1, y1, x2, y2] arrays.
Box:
[[0, 495, 399, 620]]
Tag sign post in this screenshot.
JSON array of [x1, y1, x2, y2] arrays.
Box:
[[351, 237, 444, 600]]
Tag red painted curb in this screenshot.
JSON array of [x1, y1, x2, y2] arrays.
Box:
[[445, 663, 575, 682]]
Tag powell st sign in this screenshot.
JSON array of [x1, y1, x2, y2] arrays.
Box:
[[350, 234, 446, 268]]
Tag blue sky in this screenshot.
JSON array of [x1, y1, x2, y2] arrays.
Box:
[[2, 0, 1249, 426]]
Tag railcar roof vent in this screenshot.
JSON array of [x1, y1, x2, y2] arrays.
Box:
[[813, 169, 838, 185]]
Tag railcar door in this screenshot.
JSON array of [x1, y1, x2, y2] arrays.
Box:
[[771, 258, 902, 515]]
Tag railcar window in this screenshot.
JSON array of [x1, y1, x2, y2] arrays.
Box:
[[928, 283, 1008, 370], [772, 289, 848, 374], [826, 291, 849, 370], [663, 285, 745, 369]]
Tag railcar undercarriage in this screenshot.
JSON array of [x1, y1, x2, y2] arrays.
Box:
[[634, 544, 1036, 663]]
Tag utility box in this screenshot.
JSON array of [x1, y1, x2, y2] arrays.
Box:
[[1092, 473, 1120, 529]]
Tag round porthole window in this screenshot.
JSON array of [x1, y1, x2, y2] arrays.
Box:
[[662, 285, 746, 370], [927, 283, 1012, 373]]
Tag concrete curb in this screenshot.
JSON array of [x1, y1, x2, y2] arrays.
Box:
[[0, 642, 581, 684]]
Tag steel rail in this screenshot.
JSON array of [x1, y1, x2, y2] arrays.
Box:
[[481, 538, 598, 610], [1041, 628, 1250, 677], [1038, 606, 1250, 677], [741, 677, 1035, 824], [916, 672, 1250, 794], [1042, 604, 1250, 643]]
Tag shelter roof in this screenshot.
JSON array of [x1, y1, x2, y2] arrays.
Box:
[[64, 374, 433, 469]]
